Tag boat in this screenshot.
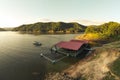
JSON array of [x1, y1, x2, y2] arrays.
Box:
[[33, 41, 42, 46]]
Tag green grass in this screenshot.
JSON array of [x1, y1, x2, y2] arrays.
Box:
[[103, 57, 120, 80], [110, 57, 120, 77], [103, 72, 116, 80]]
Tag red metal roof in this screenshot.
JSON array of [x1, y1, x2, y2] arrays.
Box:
[[70, 40, 89, 43], [56, 40, 88, 51]]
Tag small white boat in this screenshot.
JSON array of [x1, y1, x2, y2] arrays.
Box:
[[33, 41, 42, 46]]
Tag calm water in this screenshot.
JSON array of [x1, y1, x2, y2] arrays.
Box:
[[0, 31, 81, 80]]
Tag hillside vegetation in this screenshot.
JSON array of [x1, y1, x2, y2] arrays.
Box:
[[76, 22, 120, 42], [12, 22, 86, 34]]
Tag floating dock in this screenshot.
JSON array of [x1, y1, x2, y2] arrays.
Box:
[[40, 53, 68, 64]]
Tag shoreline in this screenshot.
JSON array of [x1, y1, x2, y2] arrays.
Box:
[[45, 40, 120, 80], [14, 31, 84, 35]]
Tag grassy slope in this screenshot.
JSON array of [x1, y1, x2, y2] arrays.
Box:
[[45, 41, 120, 80], [66, 41, 120, 80]]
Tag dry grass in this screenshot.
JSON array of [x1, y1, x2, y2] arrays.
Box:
[[64, 42, 120, 80], [75, 33, 102, 41], [67, 51, 119, 80]]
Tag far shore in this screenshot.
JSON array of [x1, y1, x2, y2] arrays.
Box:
[[14, 31, 84, 35]]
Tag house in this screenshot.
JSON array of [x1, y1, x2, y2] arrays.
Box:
[[51, 39, 91, 57]]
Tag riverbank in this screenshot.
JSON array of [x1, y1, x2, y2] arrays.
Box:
[[45, 40, 120, 80]]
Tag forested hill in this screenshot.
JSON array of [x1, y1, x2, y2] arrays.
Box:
[[76, 21, 120, 41], [85, 22, 120, 38], [0, 28, 6, 31], [12, 22, 86, 33], [86, 21, 120, 35]]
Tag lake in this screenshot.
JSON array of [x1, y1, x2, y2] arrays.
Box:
[[0, 31, 81, 80]]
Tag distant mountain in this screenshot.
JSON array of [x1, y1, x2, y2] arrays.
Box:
[[12, 22, 86, 33], [0, 28, 6, 31], [4, 28, 13, 31]]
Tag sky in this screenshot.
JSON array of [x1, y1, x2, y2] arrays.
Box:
[[0, 0, 120, 27]]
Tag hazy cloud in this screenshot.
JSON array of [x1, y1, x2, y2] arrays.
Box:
[[70, 19, 105, 25]]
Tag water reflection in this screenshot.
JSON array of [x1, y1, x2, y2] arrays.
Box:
[[0, 31, 81, 80]]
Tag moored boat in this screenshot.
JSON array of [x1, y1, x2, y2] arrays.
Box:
[[33, 41, 42, 46]]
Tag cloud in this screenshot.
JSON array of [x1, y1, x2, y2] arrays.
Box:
[[70, 19, 105, 25], [39, 18, 52, 22]]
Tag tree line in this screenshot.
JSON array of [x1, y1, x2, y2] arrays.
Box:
[[12, 22, 86, 33], [0, 28, 6, 31]]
